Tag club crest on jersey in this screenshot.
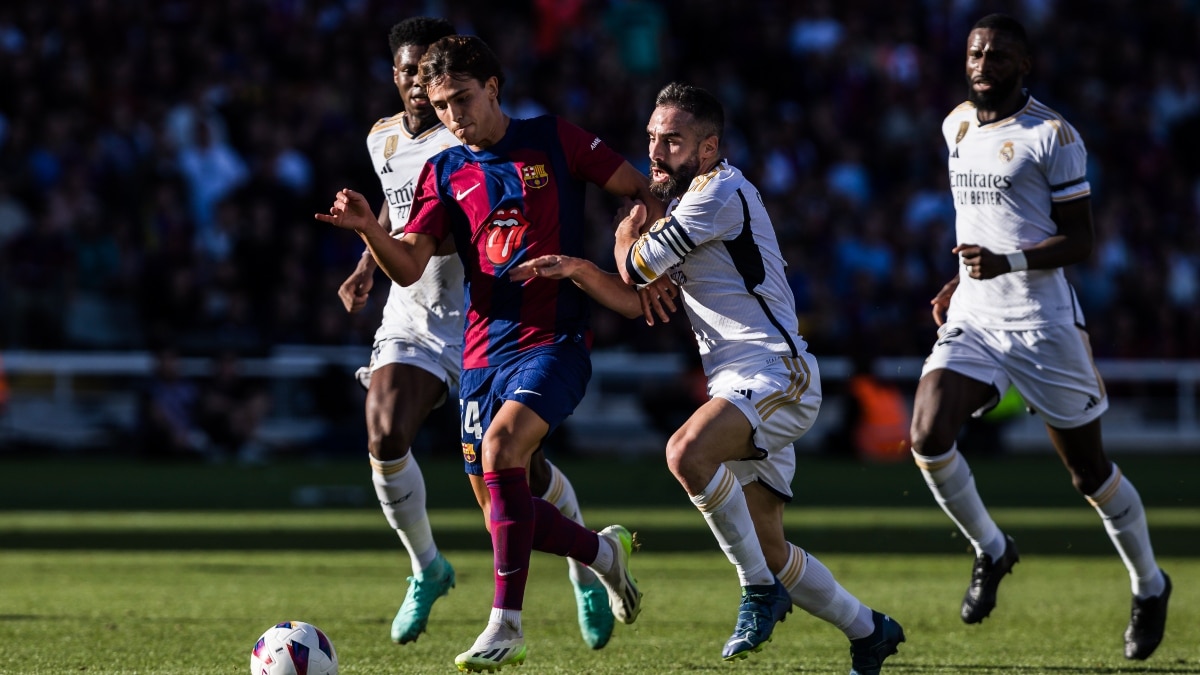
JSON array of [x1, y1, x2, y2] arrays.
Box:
[[462, 442, 476, 464], [383, 135, 399, 159], [485, 207, 530, 266], [998, 141, 1015, 162], [649, 217, 670, 233], [521, 164, 549, 189], [955, 121, 969, 144]]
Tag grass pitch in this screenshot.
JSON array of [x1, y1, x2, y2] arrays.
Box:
[[1, 455, 1198, 673], [1, 510, 1198, 674]]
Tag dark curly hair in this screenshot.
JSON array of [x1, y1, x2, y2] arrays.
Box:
[[388, 16, 455, 56]]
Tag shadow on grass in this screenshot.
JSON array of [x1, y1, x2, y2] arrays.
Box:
[[7, 523, 1200, 555], [886, 666, 1200, 673]]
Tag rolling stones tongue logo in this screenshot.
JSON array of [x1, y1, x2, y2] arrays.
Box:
[[485, 207, 530, 266]]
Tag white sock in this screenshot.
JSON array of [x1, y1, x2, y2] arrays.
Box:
[[370, 453, 437, 574], [589, 533, 614, 576], [690, 464, 773, 587], [779, 543, 874, 639], [490, 607, 522, 634], [540, 460, 598, 585], [914, 445, 1004, 559], [1085, 463, 1165, 598], [469, 607, 522, 648]]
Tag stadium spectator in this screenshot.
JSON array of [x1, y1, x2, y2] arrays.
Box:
[[908, 13, 1171, 662], [0, 1, 1196, 360], [0, 352, 9, 419], [315, 34, 658, 672], [830, 352, 912, 462], [137, 346, 210, 461], [197, 349, 270, 462]]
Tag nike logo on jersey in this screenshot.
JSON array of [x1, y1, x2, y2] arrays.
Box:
[[497, 567, 524, 577], [455, 184, 481, 200], [513, 388, 541, 396]]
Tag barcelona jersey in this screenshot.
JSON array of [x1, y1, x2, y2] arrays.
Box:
[[404, 115, 626, 369]]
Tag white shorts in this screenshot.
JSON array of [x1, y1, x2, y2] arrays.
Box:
[[710, 350, 822, 501], [355, 337, 462, 407], [921, 320, 1108, 429]]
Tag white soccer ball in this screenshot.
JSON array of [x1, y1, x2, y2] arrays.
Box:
[[250, 621, 338, 675]]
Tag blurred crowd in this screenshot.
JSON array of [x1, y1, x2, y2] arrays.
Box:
[[1, 0, 1198, 362]]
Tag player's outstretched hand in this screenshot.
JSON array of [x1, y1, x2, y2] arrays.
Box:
[[638, 276, 678, 326], [510, 255, 585, 282], [315, 189, 375, 232]]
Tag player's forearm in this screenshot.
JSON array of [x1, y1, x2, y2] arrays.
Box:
[[569, 261, 642, 319], [1019, 232, 1093, 270], [359, 228, 424, 286], [1024, 198, 1094, 269], [356, 247, 379, 274]]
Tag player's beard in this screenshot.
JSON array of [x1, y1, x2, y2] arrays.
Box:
[[650, 155, 701, 202], [967, 72, 1020, 111]]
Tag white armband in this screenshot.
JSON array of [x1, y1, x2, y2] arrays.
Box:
[[1005, 250, 1028, 272]]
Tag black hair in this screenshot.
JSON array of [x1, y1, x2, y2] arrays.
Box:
[[418, 35, 506, 99], [654, 82, 724, 142], [971, 13, 1029, 53], [388, 16, 455, 56]]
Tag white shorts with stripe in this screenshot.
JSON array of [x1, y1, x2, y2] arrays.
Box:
[[711, 350, 822, 501], [920, 320, 1108, 429], [354, 337, 462, 407]]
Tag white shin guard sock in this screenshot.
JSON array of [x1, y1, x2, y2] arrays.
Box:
[[1086, 463, 1164, 598], [541, 460, 598, 585], [779, 543, 873, 639], [370, 453, 437, 573], [914, 445, 1003, 558], [690, 464, 772, 587]]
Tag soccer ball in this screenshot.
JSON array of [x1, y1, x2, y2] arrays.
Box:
[[250, 621, 338, 675]]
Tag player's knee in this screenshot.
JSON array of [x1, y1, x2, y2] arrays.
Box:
[[366, 422, 413, 462], [908, 423, 952, 459], [1068, 460, 1111, 496], [663, 435, 692, 479]]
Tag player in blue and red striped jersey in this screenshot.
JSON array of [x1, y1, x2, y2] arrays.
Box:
[[316, 34, 668, 673]]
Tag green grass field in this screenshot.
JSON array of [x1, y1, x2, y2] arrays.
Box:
[[1, 455, 1197, 674]]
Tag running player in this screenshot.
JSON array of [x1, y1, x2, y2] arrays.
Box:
[[910, 12, 1170, 660], [336, 17, 613, 650], [614, 81, 905, 674], [317, 34, 657, 672]]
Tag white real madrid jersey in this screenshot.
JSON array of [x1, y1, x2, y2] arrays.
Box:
[[942, 95, 1091, 329], [366, 114, 464, 348], [627, 161, 805, 376]]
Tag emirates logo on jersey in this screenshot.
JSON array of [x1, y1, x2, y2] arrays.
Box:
[[485, 207, 530, 266]]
